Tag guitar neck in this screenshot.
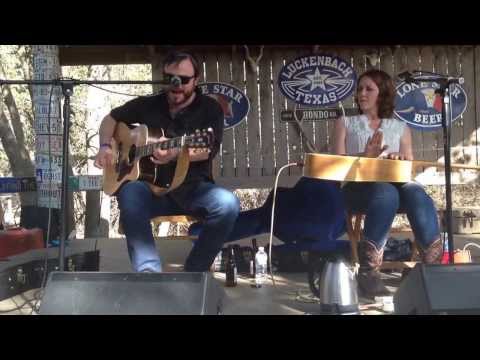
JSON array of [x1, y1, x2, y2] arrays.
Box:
[[136, 136, 188, 158], [412, 160, 480, 171]]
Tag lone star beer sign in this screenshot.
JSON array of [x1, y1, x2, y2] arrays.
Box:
[[198, 82, 250, 130]]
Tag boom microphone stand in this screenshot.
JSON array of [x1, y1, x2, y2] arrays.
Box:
[[398, 71, 465, 264], [0, 78, 172, 271]]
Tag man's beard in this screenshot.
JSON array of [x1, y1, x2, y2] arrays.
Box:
[[168, 88, 195, 107]]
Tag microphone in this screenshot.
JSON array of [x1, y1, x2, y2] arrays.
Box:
[[169, 75, 181, 87]]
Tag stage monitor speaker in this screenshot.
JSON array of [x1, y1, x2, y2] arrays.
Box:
[[394, 263, 480, 315], [39, 272, 225, 315]]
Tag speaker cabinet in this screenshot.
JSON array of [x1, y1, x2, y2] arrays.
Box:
[[39, 272, 224, 315], [394, 263, 480, 315]]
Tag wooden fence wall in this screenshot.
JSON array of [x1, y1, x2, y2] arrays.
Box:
[[152, 45, 479, 188]]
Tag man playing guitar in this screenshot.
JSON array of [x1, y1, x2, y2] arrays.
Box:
[[94, 50, 240, 273]]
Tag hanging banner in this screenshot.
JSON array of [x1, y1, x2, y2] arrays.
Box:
[[394, 77, 467, 130], [278, 54, 356, 107], [198, 82, 250, 129]]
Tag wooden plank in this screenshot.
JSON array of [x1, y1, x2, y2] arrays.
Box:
[[231, 46, 248, 178], [197, 51, 206, 83], [298, 46, 315, 156], [272, 48, 288, 172], [379, 46, 394, 78], [204, 52, 220, 179], [458, 46, 476, 163], [393, 45, 408, 75], [352, 46, 367, 114], [353, 47, 367, 79], [332, 47, 355, 154], [244, 46, 262, 178], [217, 49, 235, 178], [325, 47, 339, 154], [434, 46, 449, 164], [475, 46, 480, 165], [419, 46, 438, 162], [283, 47, 303, 176], [259, 47, 275, 177], [311, 47, 335, 153], [448, 46, 464, 151], [406, 46, 424, 160]]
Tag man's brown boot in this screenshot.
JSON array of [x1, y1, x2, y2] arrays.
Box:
[[357, 240, 391, 299]]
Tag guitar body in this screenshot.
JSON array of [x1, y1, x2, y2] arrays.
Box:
[[303, 153, 414, 183], [303, 153, 480, 183], [102, 122, 188, 196]]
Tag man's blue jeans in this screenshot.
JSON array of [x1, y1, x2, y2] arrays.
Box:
[[342, 182, 440, 250], [117, 180, 240, 272]]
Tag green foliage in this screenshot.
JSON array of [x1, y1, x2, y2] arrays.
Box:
[[0, 45, 34, 176], [61, 64, 152, 175]]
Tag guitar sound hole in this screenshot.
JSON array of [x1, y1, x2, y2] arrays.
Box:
[[117, 160, 133, 182]]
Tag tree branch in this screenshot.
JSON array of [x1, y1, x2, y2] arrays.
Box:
[[244, 45, 264, 73], [0, 61, 26, 144], [0, 107, 34, 176], [0, 85, 25, 144]]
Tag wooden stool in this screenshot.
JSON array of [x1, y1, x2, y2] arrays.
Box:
[[118, 215, 199, 241], [345, 211, 419, 270]]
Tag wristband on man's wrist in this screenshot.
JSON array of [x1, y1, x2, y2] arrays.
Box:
[[100, 143, 112, 149]]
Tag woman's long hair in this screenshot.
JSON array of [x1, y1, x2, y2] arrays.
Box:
[[356, 69, 395, 118]]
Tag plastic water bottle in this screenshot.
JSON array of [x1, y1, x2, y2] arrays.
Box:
[[254, 246, 268, 288], [441, 233, 450, 264]]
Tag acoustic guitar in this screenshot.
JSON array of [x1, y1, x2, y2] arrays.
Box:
[[102, 122, 214, 196], [303, 153, 480, 183]]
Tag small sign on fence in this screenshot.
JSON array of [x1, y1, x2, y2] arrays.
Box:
[[394, 77, 468, 130], [35, 135, 63, 154], [36, 182, 62, 209], [0, 177, 37, 193], [280, 107, 359, 122]]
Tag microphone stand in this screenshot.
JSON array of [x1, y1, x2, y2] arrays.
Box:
[[400, 72, 463, 264], [0, 78, 169, 271]]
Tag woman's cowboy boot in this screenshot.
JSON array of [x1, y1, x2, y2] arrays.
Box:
[[357, 240, 391, 299], [420, 238, 443, 264]]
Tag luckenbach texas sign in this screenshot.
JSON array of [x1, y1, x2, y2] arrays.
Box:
[[278, 54, 357, 107]]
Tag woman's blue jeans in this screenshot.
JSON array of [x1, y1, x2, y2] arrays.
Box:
[[117, 180, 240, 272], [342, 182, 440, 250]]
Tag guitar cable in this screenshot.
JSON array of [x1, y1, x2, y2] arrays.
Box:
[[266, 161, 308, 298]]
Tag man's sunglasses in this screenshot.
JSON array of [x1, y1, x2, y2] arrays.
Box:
[[163, 73, 195, 85]]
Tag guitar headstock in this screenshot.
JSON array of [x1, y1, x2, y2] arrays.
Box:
[[187, 128, 215, 150]]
